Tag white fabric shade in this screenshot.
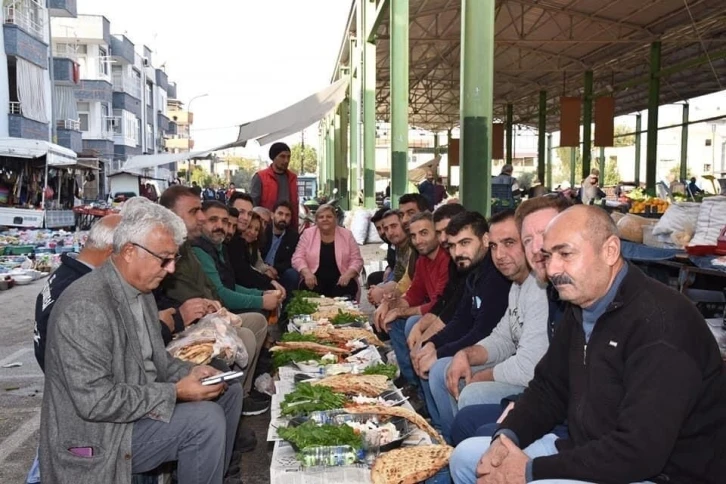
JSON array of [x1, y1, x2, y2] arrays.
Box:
[[16, 58, 49, 124], [122, 78, 349, 172], [0, 138, 76, 166]]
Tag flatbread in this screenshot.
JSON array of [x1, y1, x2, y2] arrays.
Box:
[[345, 405, 445, 444], [269, 341, 349, 355], [312, 307, 365, 320], [371, 445, 453, 484], [312, 327, 384, 347], [174, 342, 214, 365], [304, 296, 337, 306], [311, 374, 389, 397]]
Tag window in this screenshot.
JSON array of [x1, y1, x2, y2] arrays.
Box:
[[98, 47, 109, 76], [146, 124, 154, 149], [112, 109, 123, 135], [77, 102, 90, 132], [705, 139, 712, 147], [146, 83, 153, 106]]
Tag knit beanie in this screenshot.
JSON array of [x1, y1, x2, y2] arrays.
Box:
[[269, 142, 291, 161]]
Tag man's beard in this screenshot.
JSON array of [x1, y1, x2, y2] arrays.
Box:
[[455, 251, 485, 273], [274, 221, 288, 231]]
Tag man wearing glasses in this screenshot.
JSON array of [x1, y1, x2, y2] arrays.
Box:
[[40, 200, 243, 484]]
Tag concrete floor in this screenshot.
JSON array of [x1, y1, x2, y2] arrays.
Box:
[[0, 243, 387, 484]]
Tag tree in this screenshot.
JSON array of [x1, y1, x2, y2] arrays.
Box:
[[603, 157, 620, 186], [614, 124, 635, 147], [555, 147, 583, 185], [289, 143, 318, 174]]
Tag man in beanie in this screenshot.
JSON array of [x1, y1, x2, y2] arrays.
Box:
[[250, 142, 299, 228]]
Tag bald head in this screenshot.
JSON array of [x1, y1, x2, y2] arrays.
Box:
[[543, 205, 624, 308]]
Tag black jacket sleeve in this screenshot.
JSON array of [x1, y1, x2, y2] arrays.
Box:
[[227, 237, 274, 290]]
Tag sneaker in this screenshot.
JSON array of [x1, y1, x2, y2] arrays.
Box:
[[249, 388, 272, 402], [242, 396, 270, 416]]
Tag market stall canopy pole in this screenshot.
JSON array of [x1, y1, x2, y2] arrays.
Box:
[[122, 78, 350, 172]]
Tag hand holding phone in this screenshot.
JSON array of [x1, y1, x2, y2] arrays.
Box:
[[201, 370, 245, 386]]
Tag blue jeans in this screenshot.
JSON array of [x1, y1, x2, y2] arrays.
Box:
[[389, 315, 421, 386], [450, 434, 652, 484], [280, 268, 300, 303], [26, 449, 40, 483], [457, 381, 525, 410]]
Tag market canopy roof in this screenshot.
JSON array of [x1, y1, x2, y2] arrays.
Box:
[[122, 78, 350, 171], [0, 138, 76, 166], [334, 0, 726, 131]]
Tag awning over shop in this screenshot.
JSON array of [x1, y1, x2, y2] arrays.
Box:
[[122, 78, 350, 171], [0, 138, 77, 166]]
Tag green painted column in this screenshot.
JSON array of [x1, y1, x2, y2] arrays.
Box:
[[334, 111, 343, 196], [389, 0, 409, 208], [582, 71, 593, 179], [433, 131, 439, 155], [362, 0, 377, 209], [339, 98, 350, 209], [349, 36, 360, 207], [599, 146, 605, 172], [506, 103, 513, 164], [646, 41, 661, 193], [538, 91, 547, 183], [680, 103, 689, 181], [570, 147, 576, 188], [546, 133, 552, 190], [327, 118, 335, 194], [460, 0, 494, 215], [318, 129, 325, 190], [634, 113, 642, 185], [447, 128, 453, 190]]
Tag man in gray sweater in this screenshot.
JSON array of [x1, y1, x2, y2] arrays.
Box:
[[428, 210, 550, 442]]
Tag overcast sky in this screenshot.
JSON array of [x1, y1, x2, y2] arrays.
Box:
[[77, 0, 351, 158]]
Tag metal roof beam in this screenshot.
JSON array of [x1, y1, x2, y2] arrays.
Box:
[[366, 0, 390, 42], [505, 0, 652, 36]]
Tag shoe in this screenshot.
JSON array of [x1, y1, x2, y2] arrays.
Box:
[[234, 425, 257, 453], [249, 388, 272, 402], [242, 396, 270, 416]]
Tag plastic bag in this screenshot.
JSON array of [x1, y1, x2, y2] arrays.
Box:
[[254, 372, 276, 396], [351, 210, 372, 245], [166, 310, 249, 368], [617, 214, 657, 244], [366, 221, 383, 244], [690, 196, 726, 246], [652, 202, 700, 237]]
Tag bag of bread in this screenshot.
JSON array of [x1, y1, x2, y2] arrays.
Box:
[[610, 212, 626, 224], [617, 214, 657, 244]]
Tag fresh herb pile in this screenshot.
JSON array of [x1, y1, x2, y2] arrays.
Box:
[[362, 363, 398, 380], [286, 293, 319, 316], [272, 349, 321, 369], [278, 420, 362, 451], [280, 382, 347, 416], [280, 333, 323, 344], [330, 309, 364, 326], [293, 290, 320, 298]]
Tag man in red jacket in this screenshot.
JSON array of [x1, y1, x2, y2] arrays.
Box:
[[449, 205, 726, 484], [249, 142, 299, 228]]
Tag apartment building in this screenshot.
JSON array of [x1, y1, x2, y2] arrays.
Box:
[[166, 88, 196, 175]]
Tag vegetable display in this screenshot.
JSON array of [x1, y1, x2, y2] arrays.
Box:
[[280, 333, 323, 344], [362, 363, 398, 380], [286, 294, 319, 316], [278, 420, 362, 451], [281, 382, 347, 416], [272, 349, 321, 369], [293, 290, 320, 298], [330, 309, 364, 326]]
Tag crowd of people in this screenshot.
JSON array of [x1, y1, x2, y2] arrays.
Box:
[[28, 140, 725, 484]]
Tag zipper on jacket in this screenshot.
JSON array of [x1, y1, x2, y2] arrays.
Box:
[[583, 344, 587, 366]]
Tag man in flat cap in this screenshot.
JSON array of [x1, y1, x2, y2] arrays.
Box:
[[250, 142, 299, 228]]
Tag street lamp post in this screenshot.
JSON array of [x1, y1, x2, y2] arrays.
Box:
[[185, 93, 209, 182]]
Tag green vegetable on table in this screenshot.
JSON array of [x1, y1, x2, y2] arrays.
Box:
[[272, 349, 321, 369], [280, 333, 323, 344], [278, 420, 362, 451], [330, 309, 363, 325], [293, 290, 320, 298], [281, 382, 347, 416], [362, 363, 398, 380], [286, 294, 319, 316]]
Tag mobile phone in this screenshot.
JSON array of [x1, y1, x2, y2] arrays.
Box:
[[68, 447, 94, 458], [201, 370, 245, 386]]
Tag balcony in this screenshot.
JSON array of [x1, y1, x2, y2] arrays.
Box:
[[82, 139, 113, 159], [110, 34, 134, 64], [157, 112, 170, 132], [56, 119, 82, 153], [167, 121, 177, 136], [8, 102, 49, 141], [112, 92, 142, 118], [52, 56, 77, 84], [4, 2, 46, 41], [112, 73, 141, 99], [3, 23, 48, 69], [165, 137, 194, 150], [167, 110, 192, 126], [48, 0, 77, 18], [114, 144, 142, 159], [75, 79, 112, 103], [155, 69, 168, 92]]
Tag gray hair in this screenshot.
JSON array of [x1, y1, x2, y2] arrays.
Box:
[[113, 197, 187, 254], [315, 203, 336, 220], [253, 206, 272, 218], [84, 215, 120, 250]]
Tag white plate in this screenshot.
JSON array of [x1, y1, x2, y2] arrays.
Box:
[[12, 275, 33, 285]]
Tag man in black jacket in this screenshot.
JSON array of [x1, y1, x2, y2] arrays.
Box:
[[450, 205, 726, 484], [260, 200, 299, 295]]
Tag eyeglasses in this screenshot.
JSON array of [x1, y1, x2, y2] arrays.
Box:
[[131, 243, 181, 269]]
